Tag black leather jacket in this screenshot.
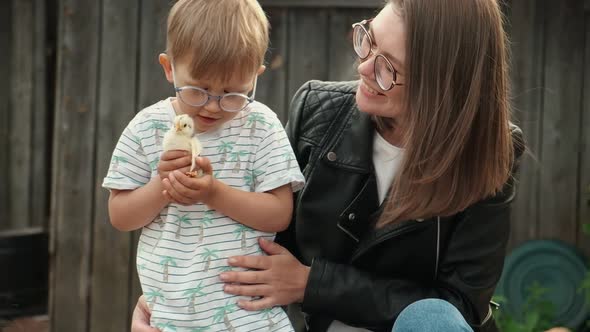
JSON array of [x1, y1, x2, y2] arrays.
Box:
[[276, 80, 524, 332]]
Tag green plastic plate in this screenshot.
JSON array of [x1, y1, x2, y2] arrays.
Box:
[[495, 240, 589, 329]]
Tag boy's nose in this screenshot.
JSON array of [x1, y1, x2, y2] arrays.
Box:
[[203, 97, 222, 113]]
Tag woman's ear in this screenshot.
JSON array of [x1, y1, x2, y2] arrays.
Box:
[[159, 53, 173, 83]]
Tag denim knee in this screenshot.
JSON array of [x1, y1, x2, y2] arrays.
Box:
[[392, 299, 473, 332]]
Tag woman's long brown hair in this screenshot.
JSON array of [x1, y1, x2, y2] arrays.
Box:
[[378, 0, 514, 225]]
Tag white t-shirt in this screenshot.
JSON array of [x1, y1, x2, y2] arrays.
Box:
[[103, 98, 305, 332], [327, 131, 403, 332]]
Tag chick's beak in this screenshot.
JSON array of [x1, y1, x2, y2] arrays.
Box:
[[175, 122, 181, 132]]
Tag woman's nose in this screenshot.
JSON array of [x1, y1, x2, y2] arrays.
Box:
[[357, 56, 375, 80]]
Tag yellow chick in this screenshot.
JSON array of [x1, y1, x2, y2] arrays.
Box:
[[162, 114, 203, 177]]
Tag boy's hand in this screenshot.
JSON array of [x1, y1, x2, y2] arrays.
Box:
[[157, 150, 192, 180], [162, 157, 216, 206]]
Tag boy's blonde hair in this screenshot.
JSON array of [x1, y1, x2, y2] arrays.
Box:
[[166, 0, 269, 82]]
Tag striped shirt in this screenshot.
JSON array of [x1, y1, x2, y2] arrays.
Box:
[[103, 98, 304, 332]]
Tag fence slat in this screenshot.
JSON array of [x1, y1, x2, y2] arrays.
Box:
[[9, 0, 34, 229], [31, 0, 50, 228], [578, 12, 590, 257], [287, 9, 329, 103], [258, 8, 289, 123], [0, 0, 12, 230], [50, 0, 100, 330], [508, 0, 545, 250], [538, 0, 585, 243], [327, 9, 376, 82], [137, 0, 172, 111], [89, 1, 141, 331]]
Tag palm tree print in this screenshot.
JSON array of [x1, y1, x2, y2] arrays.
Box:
[[147, 121, 169, 145], [153, 215, 165, 228], [243, 169, 264, 190], [233, 224, 255, 250], [152, 231, 164, 252], [188, 327, 210, 332], [229, 150, 248, 173], [183, 281, 205, 313], [111, 155, 128, 171], [155, 321, 177, 332], [246, 113, 267, 137], [212, 302, 237, 332], [150, 158, 160, 172], [159, 256, 177, 282], [197, 211, 215, 244], [217, 141, 235, 165], [175, 214, 192, 239], [261, 308, 276, 330], [199, 248, 219, 272], [145, 288, 165, 310], [281, 150, 294, 169]]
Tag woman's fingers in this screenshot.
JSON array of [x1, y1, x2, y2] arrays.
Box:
[[223, 284, 272, 297], [131, 296, 161, 332], [237, 296, 276, 311], [227, 254, 273, 270], [258, 237, 289, 255], [220, 270, 269, 284]]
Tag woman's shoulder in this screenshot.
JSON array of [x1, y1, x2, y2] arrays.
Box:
[[287, 80, 359, 139]]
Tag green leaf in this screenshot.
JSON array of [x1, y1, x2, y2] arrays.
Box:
[[582, 223, 590, 236]]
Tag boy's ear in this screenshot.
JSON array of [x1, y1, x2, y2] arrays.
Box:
[[256, 65, 266, 76], [159, 53, 174, 83]]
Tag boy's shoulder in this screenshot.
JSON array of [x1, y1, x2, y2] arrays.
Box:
[[243, 101, 283, 126], [127, 99, 174, 132]]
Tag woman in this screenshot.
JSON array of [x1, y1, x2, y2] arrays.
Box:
[[133, 0, 523, 331]]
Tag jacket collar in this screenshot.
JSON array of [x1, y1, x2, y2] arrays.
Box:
[[323, 102, 375, 173]]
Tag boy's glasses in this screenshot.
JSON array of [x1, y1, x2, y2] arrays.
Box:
[[352, 19, 403, 91], [174, 77, 257, 113], [171, 62, 257, 113]]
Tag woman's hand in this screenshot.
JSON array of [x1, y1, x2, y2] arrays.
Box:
[[131, 295, 161, 332], [157, 150, 192, 180], [161, 157, 216, 205], [220, 237, 310, 311]]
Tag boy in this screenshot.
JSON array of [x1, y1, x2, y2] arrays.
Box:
[[102, 1, 304, 331]]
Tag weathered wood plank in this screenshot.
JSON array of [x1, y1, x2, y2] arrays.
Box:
[[538, 0, 584, 244], [136, 0, 172, 110], [0, 0, 12, 230], [49, 0, 100, 330], [258, 8, 289, 123], [30, 0, 50, 229], [89, 1, 140, 331], [507, 0, 545, 252], [327, 9, 377, 82], [9, 0, 34, 229], [578, 11, 590, 258], [260, 0, 384, 8], [287, 9, 330, 105]]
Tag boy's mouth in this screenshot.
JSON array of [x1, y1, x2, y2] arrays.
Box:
[[196, 114, 219, 124]]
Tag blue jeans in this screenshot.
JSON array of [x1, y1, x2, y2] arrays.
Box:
[[392, 299, 474, 332]]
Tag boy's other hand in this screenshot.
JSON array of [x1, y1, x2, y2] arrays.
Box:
[[162, 157, 216, 206], [131, 295, 161, 332], [158, 150, 192, 180]]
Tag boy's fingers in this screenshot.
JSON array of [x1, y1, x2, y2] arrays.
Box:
[[162, 178, 193, 205], [160, 156, 192, 171], [161, 150, 189, 161], [196, 157, 213, 175]]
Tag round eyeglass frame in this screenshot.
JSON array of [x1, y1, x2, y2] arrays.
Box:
[[352, 19, 404, 91], [174, 77, 257, 113]]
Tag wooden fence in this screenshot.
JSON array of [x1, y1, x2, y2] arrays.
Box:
[[0, 0, 589, 331]]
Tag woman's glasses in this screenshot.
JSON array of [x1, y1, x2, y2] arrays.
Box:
[[352, 19, 403, 91]]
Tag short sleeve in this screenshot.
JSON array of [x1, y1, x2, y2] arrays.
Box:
[[102, 119, 152, 191], [251, 112, 305, 193]]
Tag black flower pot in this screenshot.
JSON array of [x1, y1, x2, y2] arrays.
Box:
[[0, 228, 49, 319]]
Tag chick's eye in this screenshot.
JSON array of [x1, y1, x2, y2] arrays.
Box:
[[183, 124, 187, 128]]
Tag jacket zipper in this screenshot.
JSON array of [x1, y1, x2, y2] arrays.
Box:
[[350, 221, 426, 261]]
